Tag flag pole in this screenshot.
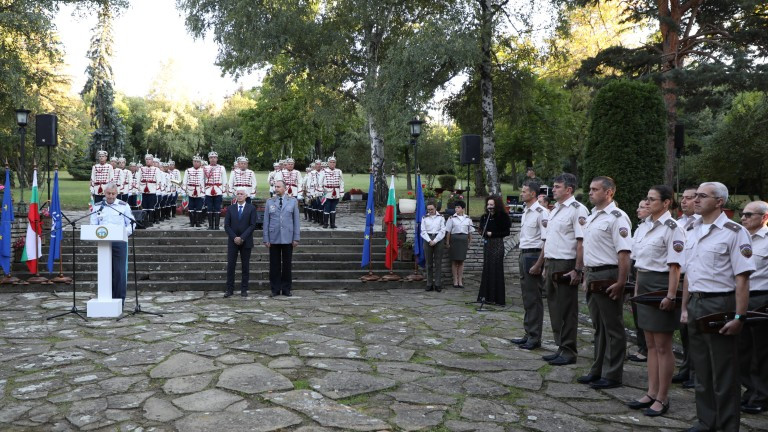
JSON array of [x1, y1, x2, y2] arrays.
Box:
[[27, 165, 51, 284], [51, 166, 72, 284], [381, 165, 401, 282], [360, 167, 380, 281], [405, 169, 424, 282]]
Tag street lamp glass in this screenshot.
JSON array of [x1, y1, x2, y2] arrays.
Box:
[[408, 117, 424, 138], [15, 108, 31, 127]]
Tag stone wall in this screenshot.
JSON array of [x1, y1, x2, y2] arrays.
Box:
[[393, 213, 521, 282]]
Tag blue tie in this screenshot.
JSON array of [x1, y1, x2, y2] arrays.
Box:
[[238, 205, 243, 218]]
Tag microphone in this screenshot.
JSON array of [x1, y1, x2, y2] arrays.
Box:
[[98, 200, 106, 213]]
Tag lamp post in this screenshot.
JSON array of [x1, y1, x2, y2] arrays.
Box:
[[15, 107, 31, 210], [408, 116, 424, 171]]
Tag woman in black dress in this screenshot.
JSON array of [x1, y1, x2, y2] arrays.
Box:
[[477, 195, 511, 305]]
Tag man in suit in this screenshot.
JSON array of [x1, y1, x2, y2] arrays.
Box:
[[224, 188, 257, 297], [263, 180, 301, 297]]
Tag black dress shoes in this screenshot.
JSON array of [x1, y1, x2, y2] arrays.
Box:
[[577, 374, 600, 384], [643, 400, 669, 417], [682, 379, 695, 389], [283, 292, 292, 297], [542, 351, 562, 361], [241, 291, 248, 297], [425, 285, 434, 292], [511, 336, 528, 345], [224, 291, 233, 298], [671, 373, 689, 383], [626, 395, 655, 410], [548, 356, 576, 366], [590, 378, 622, 389], [435, 286, 442, 292], [520, 342, 540, 350], [741, 403, 766, 414]]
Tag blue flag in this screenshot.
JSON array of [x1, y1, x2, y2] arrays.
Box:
[[0, 169, 14, 275], [47, 170, 62, 274], [361, 171, 375, 268], [413, 174, 426, 268]]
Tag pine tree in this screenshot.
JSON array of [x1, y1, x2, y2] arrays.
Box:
[[81, 1, 125, 160]]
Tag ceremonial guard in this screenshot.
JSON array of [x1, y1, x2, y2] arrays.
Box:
[[280, 158, 302, 198], [310, 160, 324, 224], [681, 182, 755, 432], [126, 162, 138, 208], [540, 173, 589, 366], [168, 159, 181, 218], [267, 162, 281, 197], [578, 177, 632, 390], [204, 151, 227, 230], [113, 157, 126, 202], [738, 201, 768, 415], [511, 180, 548, 350], [302, 166, 313, 220], [156, 159, 168, 222], [320, 156, 344, 229], [183, 155, 206, 227], [138, 153, 159, 224], [228, 156, 256, 204], [90, 150, 114, 204]]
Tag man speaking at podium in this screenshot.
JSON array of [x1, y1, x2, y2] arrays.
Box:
[[90, 183, 134, 304]]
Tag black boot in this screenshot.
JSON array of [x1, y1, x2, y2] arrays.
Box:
[[323, 213, 329, 229], [214, 214, 220, 230], [155, 209, 161, 223], [195, 212, 202, 227], [208, 212, 214, 230], [303, 207, 308, 220], [188, 212, 195, 227], [171, 205, 176, 218], [330, 213, 337, 229]]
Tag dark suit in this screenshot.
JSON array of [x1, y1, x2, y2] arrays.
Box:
[[262, 194, 301, 296], [224, 202, 257, 295]]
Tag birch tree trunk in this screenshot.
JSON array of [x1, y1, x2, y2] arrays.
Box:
[[479, 0, 500, 196], [369, 117, 388, 205]]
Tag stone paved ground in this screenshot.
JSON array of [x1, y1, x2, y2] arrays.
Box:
[[2, 283, 768, 431]]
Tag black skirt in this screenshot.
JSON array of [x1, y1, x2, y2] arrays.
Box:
[[477, 237, 506, 305]]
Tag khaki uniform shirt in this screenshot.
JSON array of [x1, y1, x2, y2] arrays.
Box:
[[543, 196, 589, 260], [683, 212, 755, 293], [750, 227, 768, 291], [583, 201, 633, 267], [631, 211, 686, 272], [519, 201, 548, 249]]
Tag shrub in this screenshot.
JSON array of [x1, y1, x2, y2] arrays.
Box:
[[437, 174, 457, 191]]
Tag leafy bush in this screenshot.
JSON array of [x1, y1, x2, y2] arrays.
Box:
[[437, 174, 457, 191], [583, 80, 665, 215]]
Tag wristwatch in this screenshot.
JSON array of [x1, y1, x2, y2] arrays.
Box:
[[734, 314, 747, 322]]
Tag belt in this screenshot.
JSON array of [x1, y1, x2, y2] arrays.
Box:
[[94, 181, 107, 185], [586, 265, 618, 272], [206, 183, 222, 186], [546, 258, 574, 262], [143, 181, 156, 183], [521, 248, 541, 254], [750, 290, 768, 296], [234, 184, 250, 186], [691, 291, 734, 299]]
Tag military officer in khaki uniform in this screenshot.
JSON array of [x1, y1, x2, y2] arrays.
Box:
[[577, 177, 632, 389], [512, 180, 548, 350], [539, 173, 589, 366], [738, 201, 768, 415], [681, 182, 755, 432]]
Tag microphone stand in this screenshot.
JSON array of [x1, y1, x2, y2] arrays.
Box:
[[46, 208, 103, 321], [99, 203, 163, 321]]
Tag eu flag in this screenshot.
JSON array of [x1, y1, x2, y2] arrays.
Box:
[[0, 169, 14, 275], [360, 171, 375, 268], [47, 170, 62, 274], [413, 174, 426, 268]]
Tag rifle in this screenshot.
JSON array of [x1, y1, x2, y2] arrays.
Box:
[[695, 311, 768, 334]]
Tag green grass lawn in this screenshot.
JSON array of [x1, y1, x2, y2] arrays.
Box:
[[2, 170, 525, 215]]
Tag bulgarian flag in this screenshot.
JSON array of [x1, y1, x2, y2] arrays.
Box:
[[384, 175, 398, 269], [21, 169, 42, 274]]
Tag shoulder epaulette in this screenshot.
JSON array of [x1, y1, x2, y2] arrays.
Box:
[[570, 201, 581, 208], [665, 219, 678, 229], [611, 210, 621, 218], [535, 207, 543, 213], [724, 221, 741, 232]]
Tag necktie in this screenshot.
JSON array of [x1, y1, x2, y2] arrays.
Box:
[[238, 205, 243, 217], [279, 197, 283, 209]]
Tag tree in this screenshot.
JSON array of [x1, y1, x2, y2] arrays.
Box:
[[80, 1, 126, 159], [583, 80, 666, 212], [571, 0, 768, 186], [695, 92, 768, 199], [178, 0, 477, 203]]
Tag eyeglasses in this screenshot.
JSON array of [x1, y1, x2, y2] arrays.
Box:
[[694, 193, 718, 200], [644, 197, 660, 202], [740, 212, 765, 218]]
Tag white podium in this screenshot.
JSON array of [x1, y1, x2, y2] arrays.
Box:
[[81, 224, 128, 318]]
